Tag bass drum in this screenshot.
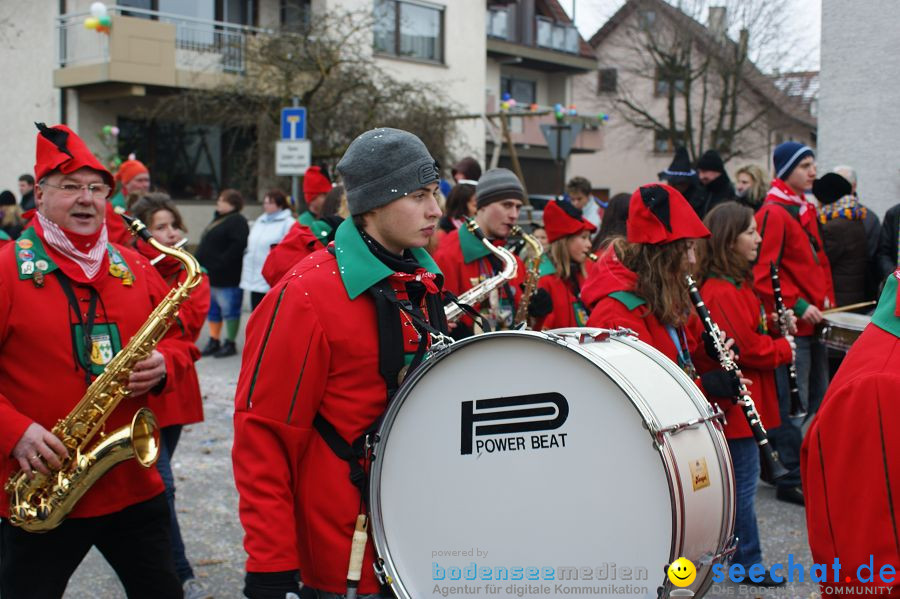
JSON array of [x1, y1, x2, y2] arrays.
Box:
[[369, 328, 735, 599]]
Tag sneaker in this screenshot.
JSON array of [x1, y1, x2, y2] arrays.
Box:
[[214, 340, 237, 358], [200, 338, 220, 357], [776, 485, 804, 506], [183, 577, 213, 599]]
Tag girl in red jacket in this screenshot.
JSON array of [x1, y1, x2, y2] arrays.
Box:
[[700, 201, 795, 586], [534, 199, 595, 329], [130, 193, 212, 599]]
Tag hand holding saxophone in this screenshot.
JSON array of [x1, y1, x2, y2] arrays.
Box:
[[127, 349, 167, 395], [11, 423, 68, 478]]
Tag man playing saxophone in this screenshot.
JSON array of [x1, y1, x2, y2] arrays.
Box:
[[0, 124, 193, 598], [434, 168, 541, 337]]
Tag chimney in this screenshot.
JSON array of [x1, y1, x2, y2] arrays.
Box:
[[708, 6, 726, 39]]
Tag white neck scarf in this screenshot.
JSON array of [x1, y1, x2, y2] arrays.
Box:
[[36, 211, 108, 280]]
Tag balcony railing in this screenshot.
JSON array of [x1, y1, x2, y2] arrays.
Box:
[[486, 7, 509, 40], [535, 16, 579, 54], [56, 7, 269, 74]]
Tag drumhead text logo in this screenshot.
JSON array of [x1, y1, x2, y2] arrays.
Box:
[[460, 392, 569, 455]]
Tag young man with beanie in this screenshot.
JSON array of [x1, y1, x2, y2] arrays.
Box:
[[233, 127, 449, 599], [802, 268, 900, 597], [693, 149, 736, 218], [434, 167, 526, 337], [752, 141, 834, 506], [0, 124, 193, 597], [110, 159, 151, 210], [658, 146, 702, 210]]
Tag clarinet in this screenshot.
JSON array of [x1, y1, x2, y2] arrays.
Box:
[[769, 263, 807, 419], [686, 275, 790, 481]]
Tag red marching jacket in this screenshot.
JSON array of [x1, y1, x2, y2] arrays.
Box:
[[261, 221, 323, 287], [137, 241, 210, 428], [233, 221, 444, 594], [700, 276, 792, 438], [752, 185, 835, 337], [535, 270, 589, 330], [0, 229, 194, 518]]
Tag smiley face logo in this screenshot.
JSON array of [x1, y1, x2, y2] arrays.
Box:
[[667, 557, 696, 587]]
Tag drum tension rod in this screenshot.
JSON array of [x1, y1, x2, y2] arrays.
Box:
[[654, 407, 725, 440]]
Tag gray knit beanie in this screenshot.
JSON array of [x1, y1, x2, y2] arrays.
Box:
[[476, 168, 525, 209], [337, 128, 439, 216]]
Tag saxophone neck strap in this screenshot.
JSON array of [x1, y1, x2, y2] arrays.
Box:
[[54, 271, 100, 386]]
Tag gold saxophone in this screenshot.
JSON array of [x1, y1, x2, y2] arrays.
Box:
[[444, 218, 518, 324], [4, 214, 202, 532], [511, 225, 544, 327]]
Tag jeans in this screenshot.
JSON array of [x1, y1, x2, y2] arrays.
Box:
[[728, 437, 763, 568], [208, 286, 243, 322], [795, 334, 829, 420], [0, 494, 180, 598], [769, 365, 803, 488], [156, 425, 194, 583]]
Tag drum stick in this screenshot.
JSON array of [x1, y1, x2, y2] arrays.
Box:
[[822, 301, 876, 315], [150, 238, 189, 265], [345, 514, 368, 599]]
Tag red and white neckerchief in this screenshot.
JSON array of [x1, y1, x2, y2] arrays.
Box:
[[388, 268, 440, 294], [36, 211, 108, 280], [763, 178, 816, 228]]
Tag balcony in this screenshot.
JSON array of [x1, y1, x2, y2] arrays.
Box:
[[55, 7, 267, 93], [485, 8, 595, 73], [484, 94, 603, 155]]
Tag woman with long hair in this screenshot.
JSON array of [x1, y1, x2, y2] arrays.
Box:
[[533, 200, 595, 329], [699, 201, 795, 586], [435, 181, 476, 243], [586, 184, 740, 396]]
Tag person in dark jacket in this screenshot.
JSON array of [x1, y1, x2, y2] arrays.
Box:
[[878, 202, 900, 281], [0, 191, 23, 239], [693, 150, 736, 218], [658, 146, 703, 210], [17, 174, 34, 211], [813, 173, 868, 308], [195, 188, 249, 358]]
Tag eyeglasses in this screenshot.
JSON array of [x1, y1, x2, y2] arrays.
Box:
[[40, 181, 111, 199]]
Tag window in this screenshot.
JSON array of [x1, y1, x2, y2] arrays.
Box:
[[501, 76, 536, 105], [598, 68, 617, 93], [654, 131, 685, 153], [655, 67, 687, 96], [486, 6, 508, 39], [535, 16, 579, 54], [639, 10, 657, 30], [281, 0, 310, 31], [374, 0, 444, 63]]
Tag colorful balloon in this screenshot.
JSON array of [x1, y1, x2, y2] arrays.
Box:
[[90, 2, 108, 18], [98, 15, 112, 27], [84, 17, 99, 30], [110, 126, 120, 136]]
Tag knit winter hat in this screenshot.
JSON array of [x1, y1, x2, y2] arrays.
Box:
[[812, 173, 853, 206], [627, 183, 710, 244], [302, 166, 332, 201], [115, 159, 148, 185], [337, 128, 439, 216], [452, 156, 482, 181], [773, 141, 814, 180], [695, 150, 725, 173], [33, 123, 114, 189], [476, 168, 525, 209], [658, 146, 696, 181], [543, 199, 596, 243], [0, 190, 15, 206]]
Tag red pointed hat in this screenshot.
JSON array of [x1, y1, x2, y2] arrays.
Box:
[[543, 199, 596, 243], [303, 165, 332, 201], [627, 183, 709, 244], [33, 123, 114, 188]]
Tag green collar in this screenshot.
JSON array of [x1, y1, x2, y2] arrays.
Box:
[[0, 229, 9, 241], [458, 222, 494, 263], [309, 219, 333, 242], [298, 211, 316, 227], [334, 220, 441, 300], [872, 273, 900, 338], [538, 253, 556, 277], [609, 290, 646, 310], [110, 190, 127, 210], [708, 273, 742, 288]]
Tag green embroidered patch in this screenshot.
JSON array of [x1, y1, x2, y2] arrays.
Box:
[[72, 322, 122, 376]]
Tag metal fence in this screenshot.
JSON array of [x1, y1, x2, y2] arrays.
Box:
[[56, 7, 269, 74]]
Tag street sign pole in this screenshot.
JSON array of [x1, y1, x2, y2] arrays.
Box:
[[291, 96, 301, 212]]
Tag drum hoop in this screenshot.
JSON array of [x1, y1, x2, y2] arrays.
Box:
[[368, 329, 734, 597]]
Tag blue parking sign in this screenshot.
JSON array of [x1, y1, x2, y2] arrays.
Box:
[[281, 107, 307, 140]]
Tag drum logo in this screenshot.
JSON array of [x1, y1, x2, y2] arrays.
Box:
[[689, 458, 710, 491], [460, 392, 569, 455]]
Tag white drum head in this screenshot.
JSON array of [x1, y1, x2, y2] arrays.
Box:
[[369, 330, 730, 598]]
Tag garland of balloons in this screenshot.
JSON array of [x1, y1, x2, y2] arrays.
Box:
[[84, 2, 112, 34], [498, 92, 610, 125]]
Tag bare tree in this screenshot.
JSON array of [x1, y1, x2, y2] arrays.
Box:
[[144, 8, 459, 193], [596, 0, 811, 161]]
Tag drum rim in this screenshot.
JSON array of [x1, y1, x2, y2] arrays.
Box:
[[368, 328, 734, 598]]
